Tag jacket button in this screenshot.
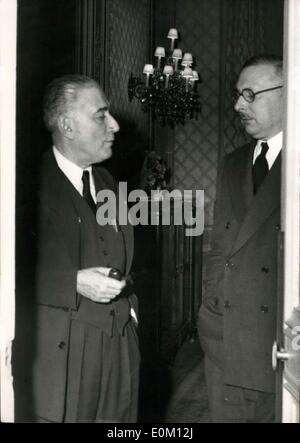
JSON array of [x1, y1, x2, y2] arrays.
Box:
[[226, 261, 234, 268], [225, 222, 231, 229], [58, 341, 66, 349], [275, 224, 281, 231], [224, 301, 231, 309], [261, 266, 269, 273], [103, 250, 108, 256], [261, 305, 269, 313], [99, 236, 104, 242]]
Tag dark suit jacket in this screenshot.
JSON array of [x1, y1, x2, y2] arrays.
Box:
[[198, 141, 281, 393], [30, 150, 136, 421]]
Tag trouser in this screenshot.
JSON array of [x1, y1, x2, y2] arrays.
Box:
[[204, 356, 275, 423], [65, 318, 140, 423], [36, 318, 140, 423]]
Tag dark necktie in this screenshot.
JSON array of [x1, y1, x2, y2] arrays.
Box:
[[252, 142, 269, 194], [82, 170, 96, 214]]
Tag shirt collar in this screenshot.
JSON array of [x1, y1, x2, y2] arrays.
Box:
[[52, 146, 93, 196], [253, 131, 283, 169]]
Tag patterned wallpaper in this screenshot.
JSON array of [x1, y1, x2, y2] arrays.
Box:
[[174, 0, 221, 229], [107, 0, 150, 139], [173, 0, 265, 229], [103, 0, 151, 185], [222, 0, 265, 155]]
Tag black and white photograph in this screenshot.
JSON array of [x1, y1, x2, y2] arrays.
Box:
[[0, 0, 299, 425]]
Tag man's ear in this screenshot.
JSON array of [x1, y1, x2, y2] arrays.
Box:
[[58, 115, 75, 140]]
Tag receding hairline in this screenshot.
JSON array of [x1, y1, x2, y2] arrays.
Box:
[[63, 81, 104, 106], [65, 83, 107, 110], [43, 75, 106, 132], [238, 64, 283, 89], [239, 54, 283, 79]]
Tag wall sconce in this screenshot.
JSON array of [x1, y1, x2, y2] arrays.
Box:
[[128, 28, 201, 127]]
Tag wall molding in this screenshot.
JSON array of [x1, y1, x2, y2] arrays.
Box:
[[76, 0, 108, 88]]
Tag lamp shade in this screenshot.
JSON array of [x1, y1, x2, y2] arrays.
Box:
[[167, 28, 178, 39], [143, 64, 154, 75], [182, 67, 193, 78], [155, 46, 166, 57], [172, 49, 183, 59], [182, 53, 193, 66], [163, 65, 174, 75], [192, 70, 199, 81]]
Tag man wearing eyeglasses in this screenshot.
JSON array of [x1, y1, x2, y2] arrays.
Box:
[[198, 55, 283, 422]]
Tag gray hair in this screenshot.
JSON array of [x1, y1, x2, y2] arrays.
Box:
[[43, 74, 100, 132], [240, 54, 283, 78]]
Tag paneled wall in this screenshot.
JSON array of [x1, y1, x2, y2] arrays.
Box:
[[107, 0, 151, 137], [103, 0, 152, 186], [75, 0, 153, 186]]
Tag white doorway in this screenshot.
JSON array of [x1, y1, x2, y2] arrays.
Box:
[[276, 0, 300, 423], [0, 0, 17, 423]]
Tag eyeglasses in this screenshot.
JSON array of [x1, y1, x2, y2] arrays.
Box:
[[232, 85, 283, 104]]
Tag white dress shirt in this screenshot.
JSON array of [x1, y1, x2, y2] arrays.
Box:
[[53, 146, 97, 203], [253, 131, 282, 170]]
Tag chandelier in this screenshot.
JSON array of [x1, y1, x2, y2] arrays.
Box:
[[128, 28, 201, 127]]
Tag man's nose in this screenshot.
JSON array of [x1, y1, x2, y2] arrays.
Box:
[[106, 113, 120, 133], [234, 95, 247, 112]]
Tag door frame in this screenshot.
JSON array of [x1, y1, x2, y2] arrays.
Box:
[[280, 0, 300, 423]]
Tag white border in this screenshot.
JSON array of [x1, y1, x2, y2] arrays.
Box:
[[0, 0, 17, 422]]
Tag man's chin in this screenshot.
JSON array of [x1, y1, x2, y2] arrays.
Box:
[[98, 147, 112, 163], [242, 121, 258, 136]]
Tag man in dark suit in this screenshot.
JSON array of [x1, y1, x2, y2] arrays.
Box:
[[25, 74, 139, 422], [198, 55, 283, 422]]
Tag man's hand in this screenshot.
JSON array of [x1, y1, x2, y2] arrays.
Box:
[[77, 267, 126, 303]]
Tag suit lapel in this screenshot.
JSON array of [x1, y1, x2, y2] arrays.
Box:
[[93, 167, 134, 275], [231, 152, 281, 256], [227, 142, 255, 223], [40, 150, 81, 266]]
